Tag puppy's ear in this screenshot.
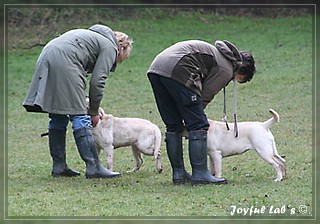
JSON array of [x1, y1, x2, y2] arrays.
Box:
[[99, 107, 105, 116], [101, 114, 113, 128]]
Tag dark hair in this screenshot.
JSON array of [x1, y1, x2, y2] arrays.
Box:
[[238, 51, 256, 82]]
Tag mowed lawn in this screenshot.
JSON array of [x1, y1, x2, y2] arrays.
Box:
[[5, 8, 314, 222]]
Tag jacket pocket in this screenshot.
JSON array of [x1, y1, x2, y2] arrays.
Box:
[[185, 69, 203, 96], [180, 86, 201, 107]]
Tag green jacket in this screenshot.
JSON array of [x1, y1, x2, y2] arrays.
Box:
[[147, 40, 241, 108], [23, 24, 118, 115]]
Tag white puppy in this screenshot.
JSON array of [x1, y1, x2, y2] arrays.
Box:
[[92, 107, 162, 173], [206, 109, 286, 182]]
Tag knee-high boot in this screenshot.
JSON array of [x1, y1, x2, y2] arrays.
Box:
[[49, 129, 81, 177], [165, 132, 191, 184], [188, 130, 227, 185], [73, 127, 121, 179]]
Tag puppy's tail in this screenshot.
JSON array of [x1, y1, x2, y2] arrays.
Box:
[[153, 126, 162, 173], [263, 109, 280, 129]]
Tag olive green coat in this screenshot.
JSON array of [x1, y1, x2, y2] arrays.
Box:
[[23, 25, 118, 116]]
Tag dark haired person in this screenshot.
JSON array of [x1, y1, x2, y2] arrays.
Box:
[[23, 24, 133, 179], [147, 40, 256, 185]]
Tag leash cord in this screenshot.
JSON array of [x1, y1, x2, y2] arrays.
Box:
[[40, 132, 49, 137], [233, 79, 239, 137], [223, 87, 230, 130]]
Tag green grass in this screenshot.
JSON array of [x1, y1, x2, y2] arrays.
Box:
[[6, 8, 314, 223]]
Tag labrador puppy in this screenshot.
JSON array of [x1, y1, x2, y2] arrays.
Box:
[[206, 109, 286, 182], [92, 107, 162, 173]]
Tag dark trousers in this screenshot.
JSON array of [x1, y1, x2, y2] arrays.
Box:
[[148, 73, 209, 133]]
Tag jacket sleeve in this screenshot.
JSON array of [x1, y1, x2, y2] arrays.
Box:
[[88, 47, 117, 115], [201, 68, 233, 109]]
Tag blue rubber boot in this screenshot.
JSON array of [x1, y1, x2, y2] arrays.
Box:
[[188, 130, 227, 186], [49, 129, 80, 177], [165, 132, 191, 184], [73, 127, 121, 179]]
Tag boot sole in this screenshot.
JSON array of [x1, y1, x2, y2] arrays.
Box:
[[86, 174, 121, 179], [52, 171, 81, 177], [191, 179, 228, 186], [173, 179, 191, 185]]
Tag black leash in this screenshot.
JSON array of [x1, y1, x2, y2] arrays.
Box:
[[233, 79, 238, 137], [223, 87, 230, 130], [222, 79, 238, 137], [40, 132, 49, 137]]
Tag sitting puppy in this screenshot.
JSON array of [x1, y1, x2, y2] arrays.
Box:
[[92, 107, 162, 173], [206, 109, 286, 182]]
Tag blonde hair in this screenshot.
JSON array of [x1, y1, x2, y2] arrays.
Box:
[[114, 31, 133, 60]]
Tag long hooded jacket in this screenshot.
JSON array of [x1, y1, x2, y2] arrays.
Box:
[[147, 40, 242, 108], [23, 24, 118, 116]]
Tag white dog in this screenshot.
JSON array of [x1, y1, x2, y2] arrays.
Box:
[[92, 107, 162, 173], [206, 109, 286, 182]]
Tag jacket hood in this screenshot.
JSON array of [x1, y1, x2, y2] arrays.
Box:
[[88, 24, 118, 72], [215, 40, 242, 71], [88, 24, 119, 48]]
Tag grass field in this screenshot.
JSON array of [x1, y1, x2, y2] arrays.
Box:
[[5, 8, 315, 223]]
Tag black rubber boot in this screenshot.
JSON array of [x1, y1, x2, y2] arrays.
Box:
[[165, 132, 191, 184], [188, 130, 227, 186], [73, 127, 121, 179], [49, 129, 81, 177]]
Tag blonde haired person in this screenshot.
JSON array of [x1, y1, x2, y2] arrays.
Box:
[[114, 31, 133, 62], [23, 24, 133, 179]]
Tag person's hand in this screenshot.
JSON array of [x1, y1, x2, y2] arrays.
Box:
[[90, 115, 100, 127]]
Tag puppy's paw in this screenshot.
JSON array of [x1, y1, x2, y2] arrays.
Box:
[[126, 167, 139, 173]]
